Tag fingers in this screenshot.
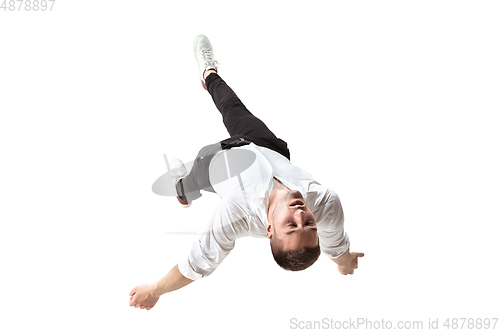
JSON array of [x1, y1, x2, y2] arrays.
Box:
[[130, 297, 142, 309], [129, 291, 143, 307], [129, 287, 137, 296], [133, 301, 155, 311], [354, 252, 363, 269], [128, 296, 156, 311], [338, 266, 353, 275]]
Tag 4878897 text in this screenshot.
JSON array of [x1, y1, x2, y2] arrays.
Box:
[[1, 0, 56, 11]]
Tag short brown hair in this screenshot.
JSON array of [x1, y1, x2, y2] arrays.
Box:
[[270, 239, 321, 271]]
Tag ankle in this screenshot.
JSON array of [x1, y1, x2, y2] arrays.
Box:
[[203, 69, 217, 80]]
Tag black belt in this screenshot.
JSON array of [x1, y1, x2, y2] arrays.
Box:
[[221, 137, 252, 150]]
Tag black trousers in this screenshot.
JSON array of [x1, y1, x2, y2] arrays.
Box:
[[176, 73, 290, 202]]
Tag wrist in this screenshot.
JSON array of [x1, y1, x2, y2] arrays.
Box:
[[150, 282, 161, 298], [332, 249, 350, 267]]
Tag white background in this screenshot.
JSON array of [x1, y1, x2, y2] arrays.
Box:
[[1, 1, 499, 332]]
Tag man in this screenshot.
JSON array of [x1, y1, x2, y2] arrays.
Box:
[[129, 35, 364, 310]]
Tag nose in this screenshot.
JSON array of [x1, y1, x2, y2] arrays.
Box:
[[293, 209, 307, 222]]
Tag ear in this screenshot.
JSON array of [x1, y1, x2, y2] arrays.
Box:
[[266, 223, 272, 239]]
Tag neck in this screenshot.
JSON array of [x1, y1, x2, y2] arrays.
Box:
[[267, 177, 291, 221]]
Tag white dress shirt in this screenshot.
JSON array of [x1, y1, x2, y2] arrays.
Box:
[[177, 143, 349, 280]]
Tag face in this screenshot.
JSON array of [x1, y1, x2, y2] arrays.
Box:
[[267, 190, 318, 252]]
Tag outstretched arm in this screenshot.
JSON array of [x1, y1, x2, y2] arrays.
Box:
[[129, 264, 194, 310], [331, 248, 364, 275]]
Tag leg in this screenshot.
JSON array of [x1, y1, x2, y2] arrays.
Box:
[[205, 72, 291, 160], [194, 35, 290, 159]]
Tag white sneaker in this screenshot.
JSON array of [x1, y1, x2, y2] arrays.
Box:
[[193, 34, 219, 90], [169, 158, 187, 181]]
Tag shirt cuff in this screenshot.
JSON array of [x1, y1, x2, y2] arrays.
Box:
[[324, 245, 350, 259], [177, 258, 204, 281], [321, 233, 350, 259]]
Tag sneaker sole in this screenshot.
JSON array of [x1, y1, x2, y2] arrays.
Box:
[[177, 196, 192, 208], [193, 34, 209, 90]]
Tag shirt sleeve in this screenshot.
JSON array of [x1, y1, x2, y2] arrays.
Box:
[[177, 197, 251, 280], [312, 187, 350, 259]]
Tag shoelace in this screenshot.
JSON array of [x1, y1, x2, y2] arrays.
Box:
[[201, 49, 220, 67]]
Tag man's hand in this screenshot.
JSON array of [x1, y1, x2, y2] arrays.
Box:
[[332, 249, 364, 275], [337, 252, 364, 275], [128, 265, 193, 311], [129, 284, 159, 311]]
